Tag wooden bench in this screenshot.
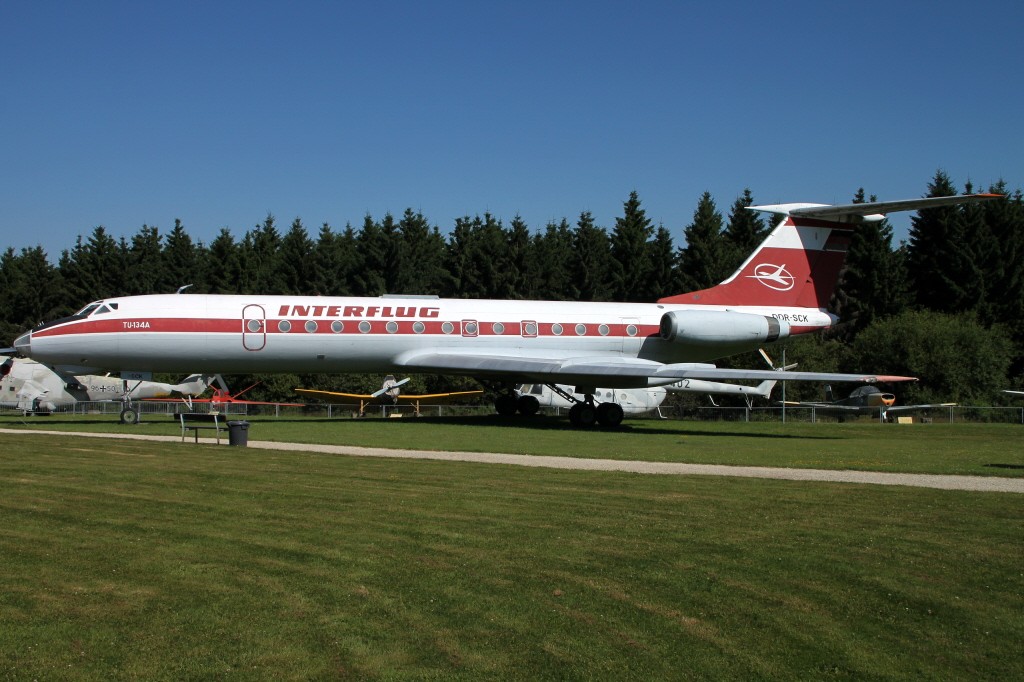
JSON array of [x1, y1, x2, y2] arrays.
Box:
[[178, 412, 224, 443]]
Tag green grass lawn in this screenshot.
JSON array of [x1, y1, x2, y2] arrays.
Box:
[[4, 412, 1023, 476], [0, 432, 1021, 679]]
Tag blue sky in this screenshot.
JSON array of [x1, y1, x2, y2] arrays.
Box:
[[2, 1, 1021, 261]]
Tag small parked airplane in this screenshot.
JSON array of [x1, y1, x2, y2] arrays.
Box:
[[0, 355, 211, 420], [159, 376, 304, 411], [517, 377, 779, 417], [782, 384, 956, 422], [295, 375, 483, 416], [10, 193, 1000, 427], [517, 349, 791, 416]]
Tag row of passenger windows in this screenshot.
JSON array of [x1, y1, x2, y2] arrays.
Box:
[[246, 319, 641, 337]]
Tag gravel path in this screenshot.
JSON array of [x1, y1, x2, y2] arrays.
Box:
[[4, 428, 1022, 494]]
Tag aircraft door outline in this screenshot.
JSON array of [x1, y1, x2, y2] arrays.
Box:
[[621, 317, 642, 355], [242, 304, 266, 351]]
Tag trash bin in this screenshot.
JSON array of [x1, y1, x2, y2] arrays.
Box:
[[227, 420, 250, 447]]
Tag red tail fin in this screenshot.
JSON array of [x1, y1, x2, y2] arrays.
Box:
[[660, 194, 1005, 308], [660, 216, 853, 308]]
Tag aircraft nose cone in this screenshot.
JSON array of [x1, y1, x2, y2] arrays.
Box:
[[13, 331, 31, 356]]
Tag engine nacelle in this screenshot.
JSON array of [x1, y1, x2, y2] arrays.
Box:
[[659, 310, 790, 347]]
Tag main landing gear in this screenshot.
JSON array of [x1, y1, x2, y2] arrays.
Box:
[[494, 392, 540, 417], [546, 384, 622, 428], [568, 398, 624, 428], [492, 385, 624, 428]]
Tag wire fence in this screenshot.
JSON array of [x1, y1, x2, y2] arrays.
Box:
[[6, 401, 1024, 424]]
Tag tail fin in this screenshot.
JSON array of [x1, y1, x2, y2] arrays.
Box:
[[753, 379, 777, 399], [659, 193, 1004, 308], [660, 208, 853, 308]]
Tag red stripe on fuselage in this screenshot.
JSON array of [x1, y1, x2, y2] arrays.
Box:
[[33, 317, 666, 339]]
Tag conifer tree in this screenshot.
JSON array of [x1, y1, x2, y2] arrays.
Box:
[[278, 218, 315, 295], [354, 215, 387, 296], [204, 228, 244, 294], [0, 246, 65, 345], [395, 209, 448, 295], [570, 211, 612, 301], [505, 215, 533, 300], [126, 224, 164, 295], [645, 225, 676, 301], [59, 227, 126, 302], [379, 213, 403, 294], [163, 219, 200, 294], [721, 188, 767, 274], [308, 223, 352, 296], [531, 219, 574, 300], [609, 191, 653, 302], [237, 214, 285, 294], [832, 189, 909, 337], [980, 184, 1024, 374], [676, 191, 728, 293], [905, 171, 980, 313]]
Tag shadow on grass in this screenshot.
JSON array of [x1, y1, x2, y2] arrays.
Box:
[[248, 414, 842, 439], [984, 463, 1024, 470], [1, 414, 843, 439]]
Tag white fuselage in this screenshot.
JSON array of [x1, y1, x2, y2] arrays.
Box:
[[518, 383, 669, 414], [16, 293, 833, 378]]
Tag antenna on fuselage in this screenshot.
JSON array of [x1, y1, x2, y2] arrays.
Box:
[[176, 284, 193, 294]]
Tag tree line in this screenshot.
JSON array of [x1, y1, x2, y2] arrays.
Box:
[[2, 170, 1022, 404]]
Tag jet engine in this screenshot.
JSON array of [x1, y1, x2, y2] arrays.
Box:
[[659, 310, 790, 348]]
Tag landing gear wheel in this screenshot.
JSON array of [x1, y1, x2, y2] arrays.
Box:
[[596, 402, 624, 428], [120, 408, 139, 425], [568, 402, 597, 428], [494, 394, 518, 416], [516, 394, 540, 416]]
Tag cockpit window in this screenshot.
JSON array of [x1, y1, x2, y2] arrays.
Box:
[[95, 305, 112, 315], [75, 303, 102, 317]]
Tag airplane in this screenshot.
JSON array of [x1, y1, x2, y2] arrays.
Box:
[[158, 376, 305, 412], [10, 193, 1001, 428], [517, 377, 779, 417], [781, 384, 956, 422], [0, 355, 211, 421], [295, 375, 484, 416]]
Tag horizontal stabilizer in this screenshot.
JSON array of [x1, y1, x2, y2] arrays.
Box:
[[749, 193, 1003, 223]]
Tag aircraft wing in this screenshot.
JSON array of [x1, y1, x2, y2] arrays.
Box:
[[177, 397, 305, 406], [779, 401, 867, 411], [295, 388, 483, 404], [294, 389, 372, 403], [885, 403, 957, 413], [394, 351, 916, 385], [394, 390, 483, 403]]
